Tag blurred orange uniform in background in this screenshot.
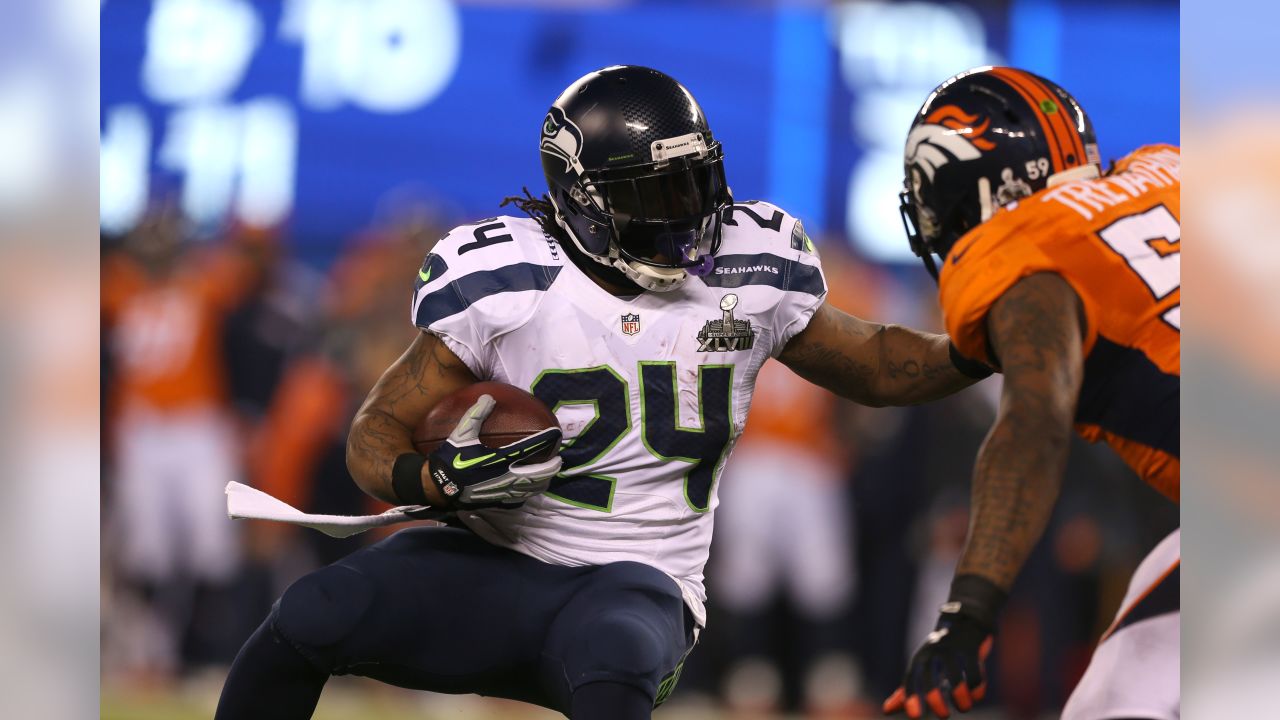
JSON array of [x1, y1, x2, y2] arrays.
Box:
[[713, 246, 885, 713], [102, 235, 258, 591], [737, 249, 885, 469], [246, 226, 434, 559], [102, 247, 252, 415], [939, 145, 1180, 502]]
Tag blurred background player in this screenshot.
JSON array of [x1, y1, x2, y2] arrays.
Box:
[[244, 213, 433, 578], [889, 67, 1180, 720], [101, 204, 261, 678], [101, 203, 447, 689], [711, 245, 879, 716]]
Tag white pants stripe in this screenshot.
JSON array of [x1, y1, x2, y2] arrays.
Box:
[[1062, 529, 1180, 720]]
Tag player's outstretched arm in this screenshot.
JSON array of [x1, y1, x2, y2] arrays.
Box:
[[777, 302, 991, 407], [346, 331, 478, 506], [884, 272, 1084, 719], [957, 272, 1084, 588]]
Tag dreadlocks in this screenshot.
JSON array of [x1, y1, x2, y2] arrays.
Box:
[[500, 187, 560, 239], [500, 187, 641, 294]]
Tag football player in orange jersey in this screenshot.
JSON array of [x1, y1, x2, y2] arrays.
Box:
[[884, 67, 1179, 720]]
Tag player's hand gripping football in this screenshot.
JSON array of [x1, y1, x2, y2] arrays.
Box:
[[427, 394, 562, 510], [884, 576, 1003, 719]]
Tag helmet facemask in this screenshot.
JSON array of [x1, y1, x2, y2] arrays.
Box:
[[550, 140, 730, 292], [900, 166, 973, 282]]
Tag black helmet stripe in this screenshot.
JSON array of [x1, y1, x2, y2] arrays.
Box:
[[1017, 69, 1088, 166], [990, 67, 1088, 170], [989, 67, 1070, 171], [1024, 74, 1085, 165]]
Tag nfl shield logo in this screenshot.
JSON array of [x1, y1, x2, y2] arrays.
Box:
[[620, 313, 640, 336]]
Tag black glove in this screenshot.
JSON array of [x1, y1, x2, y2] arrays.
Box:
[[426, 394, 562, 510], [884, 575, 1004, 719]]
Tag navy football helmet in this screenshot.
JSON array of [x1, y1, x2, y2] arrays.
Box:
[[901, 66, 1101, 279], [540, 65, 732, 292]]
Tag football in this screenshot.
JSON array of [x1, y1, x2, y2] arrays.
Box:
[[412, 381, 561, 462]]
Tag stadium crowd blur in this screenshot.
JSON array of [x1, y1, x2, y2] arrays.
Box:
[[100, 200, 1177, 718]]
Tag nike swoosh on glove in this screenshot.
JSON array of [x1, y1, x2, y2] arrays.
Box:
[[427, 394, 562, 510]]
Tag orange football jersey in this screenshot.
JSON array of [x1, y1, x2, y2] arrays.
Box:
[[102, 247, 255, 414], [938, 145, 1180, 501]]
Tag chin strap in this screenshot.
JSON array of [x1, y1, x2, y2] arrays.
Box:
[[613, 257, 687, 292], [921, 252, 940, 283], [553, 207, 690, 293]]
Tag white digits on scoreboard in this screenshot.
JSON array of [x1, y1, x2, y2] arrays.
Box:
[[142, 0, 263, 104], [281, 0, 461, 113], [100, 105, 153, 234], [157, 98, 298, 228], [835, 1, 999, 262]]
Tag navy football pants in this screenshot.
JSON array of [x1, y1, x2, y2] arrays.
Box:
[[217, 525, 695, 717]]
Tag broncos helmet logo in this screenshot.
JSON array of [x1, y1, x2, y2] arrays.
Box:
[[905, 105, 997, 183], [540, 106, 585, 177]]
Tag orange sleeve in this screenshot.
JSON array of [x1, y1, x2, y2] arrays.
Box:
[[253, 358, 349, 509], [1111, 144, 1179, 173], [190, 244, 263, 311], [101, 254, 144, 323], [938, 206, 1100, 367]]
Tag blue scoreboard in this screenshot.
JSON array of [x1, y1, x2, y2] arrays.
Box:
[[101, 0, 1177, 266]]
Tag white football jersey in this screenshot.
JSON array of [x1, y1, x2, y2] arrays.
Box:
[[410, 202, 826, 625]]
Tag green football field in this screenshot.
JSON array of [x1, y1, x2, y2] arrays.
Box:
[[101, 678, 564, 720], [99, 679, 757, 719]]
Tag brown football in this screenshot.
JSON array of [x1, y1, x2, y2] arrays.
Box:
[[412, 381, 560, 462]]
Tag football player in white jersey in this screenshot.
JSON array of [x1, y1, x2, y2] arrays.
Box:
[[216, 65, 994, 720]]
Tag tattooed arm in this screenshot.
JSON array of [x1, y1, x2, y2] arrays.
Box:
[[777, 302, 984, 407], [346, 331, 478, 505], [957, 272, 1085, 588], [882, 273, 1085, 719]]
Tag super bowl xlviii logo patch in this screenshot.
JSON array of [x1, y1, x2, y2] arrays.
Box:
[[697, 294, 755, 352], [621, 313, 640, 336]]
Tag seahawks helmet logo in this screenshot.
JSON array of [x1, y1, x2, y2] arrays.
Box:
[[541, 106, 585, 177], [905, 105, 997, 183]]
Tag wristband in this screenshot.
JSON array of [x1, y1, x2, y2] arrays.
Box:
[[391, 453, 430, 505], [949, 342, 994, 379], [943, 574, 1008, 630]]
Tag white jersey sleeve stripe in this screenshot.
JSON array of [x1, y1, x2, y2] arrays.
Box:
[[703, 252, 825, 297], [413, 262, 562, 329]]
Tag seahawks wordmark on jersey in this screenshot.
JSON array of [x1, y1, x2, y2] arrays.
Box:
[[410, 202, 825, 626]]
